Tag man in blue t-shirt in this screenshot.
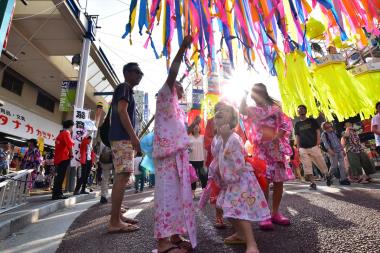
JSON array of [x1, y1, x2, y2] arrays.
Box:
[[108, 62, 143, 234]]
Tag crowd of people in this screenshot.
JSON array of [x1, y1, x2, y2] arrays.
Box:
[[1, 35, 379, 253]]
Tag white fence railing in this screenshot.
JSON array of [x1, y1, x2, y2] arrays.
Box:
[[0, 169, 34, 214]]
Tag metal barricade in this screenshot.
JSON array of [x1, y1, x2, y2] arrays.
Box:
[[0, 169, 34, 214]]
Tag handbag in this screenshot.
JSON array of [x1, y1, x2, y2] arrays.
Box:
[[189, 164, 199, 183]]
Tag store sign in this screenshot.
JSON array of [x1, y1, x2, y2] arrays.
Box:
[[0, 0, 15, 51], [59, 81, 77, 111], [0, 101, 61, 146], [143, 93, 149, 121], [71, 107, 90, 167]]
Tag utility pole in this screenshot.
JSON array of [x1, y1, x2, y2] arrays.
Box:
[[68, 15, 99, 192]]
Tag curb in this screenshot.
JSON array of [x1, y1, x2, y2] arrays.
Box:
[[0, 192, 100, 240]]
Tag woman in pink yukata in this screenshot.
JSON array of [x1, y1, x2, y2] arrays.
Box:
[[210, 103, 270, 253], [240, 83, 294, 230], [153, 35, 196, 253]]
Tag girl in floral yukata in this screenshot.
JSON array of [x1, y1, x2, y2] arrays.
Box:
[[240, 83, 294, 231], [153, 35, 196, 253], [210, 103, 270, 253]]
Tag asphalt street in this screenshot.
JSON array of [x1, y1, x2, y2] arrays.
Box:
[[55, 180, 380, 253]]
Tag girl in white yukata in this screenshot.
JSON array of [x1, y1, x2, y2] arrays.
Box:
[[210, 104, 270, 253]]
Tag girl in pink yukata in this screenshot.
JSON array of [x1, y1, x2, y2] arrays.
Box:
[[153, 35, 196, 253], [240, 83, 294, 231], [210, 103, 270, 253]]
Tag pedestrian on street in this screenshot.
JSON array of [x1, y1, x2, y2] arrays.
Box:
[[240, 83, 294, 230], [189, 122, 207, 196], [321, 122, 350, 185], [74, 136, 94, 195], [107, 62, 142, 234], [371, 102, 380, 155], [52, 120, 74, 200], [0, 142, 13, 175], [153, 35, 197, 253], [22, 139, 42, 190], [211, 103, 270, 253], [133, 155, 144, 193], [294, 105, 331, 190], [342, 122, 375, 183]]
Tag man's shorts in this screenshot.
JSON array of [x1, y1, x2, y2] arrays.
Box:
[[111, 140, 134, 174]]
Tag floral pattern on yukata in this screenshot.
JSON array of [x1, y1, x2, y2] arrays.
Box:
[[246, 105, 294, 182], [213, 133, 270, 221], [153, 83, 196, 247]]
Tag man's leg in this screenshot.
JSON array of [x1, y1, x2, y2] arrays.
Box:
[[327, 153, 339, 178], [360, 152, 376, 176], [52, 160, 69, 197], [299, 148, 314, 184], [110, 172, 129, 227], [337, 152, 348, 181], [74, 165, 84, 193], [140, 171, 145, 192], [100, 163, 111, 198], [81, 161, 91, 192], [134, 174, 140, 192], [310, 146, 329, 175]]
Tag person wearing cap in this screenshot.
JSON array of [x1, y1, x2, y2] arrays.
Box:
[[52, 120, 74, 200]]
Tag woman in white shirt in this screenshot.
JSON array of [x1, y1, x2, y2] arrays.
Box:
[[189, 123, 207, 195]]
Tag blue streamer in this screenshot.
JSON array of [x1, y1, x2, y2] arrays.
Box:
[[122, 0, 138, 39], [138, 0, 148, 35]]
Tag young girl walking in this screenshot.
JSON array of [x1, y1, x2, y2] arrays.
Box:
[[240, 83, 294, 230], [210, 103, 270, 253]]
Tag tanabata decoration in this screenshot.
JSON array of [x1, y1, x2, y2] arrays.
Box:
[[123, 0, 379, 73], [311, 59, 373, 121], [351, 63, 380, 107]]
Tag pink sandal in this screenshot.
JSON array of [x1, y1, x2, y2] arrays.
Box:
[[259, 218, 274, 230], [271, 213, 290, 226]]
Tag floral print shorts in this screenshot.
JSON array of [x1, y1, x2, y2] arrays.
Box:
[[111, 140, 134, 174]]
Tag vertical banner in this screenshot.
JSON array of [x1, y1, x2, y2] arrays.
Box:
[[207, 72, 220, 94], [59, 81, 77, 112], [71, 107, 89, 167], [192, 89, 204, 109]]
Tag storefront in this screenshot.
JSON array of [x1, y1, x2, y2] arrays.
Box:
[[0, 101, 61, 169]]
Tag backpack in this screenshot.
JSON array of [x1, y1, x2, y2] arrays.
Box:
[[99, 107, 111, 147], [99, 146, 112, 164]]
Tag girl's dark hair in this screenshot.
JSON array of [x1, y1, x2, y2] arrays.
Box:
[[376, 101, 380, 109], [253, 83, 280, 106]]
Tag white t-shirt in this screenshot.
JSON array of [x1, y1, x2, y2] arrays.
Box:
[[372, 113, 380, 146], [188, 135, 205, 162], [134, 156, 143, 175]]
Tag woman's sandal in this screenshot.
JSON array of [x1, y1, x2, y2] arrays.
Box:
[[108, 224, 139, 234], [171, 237, 192, 251]]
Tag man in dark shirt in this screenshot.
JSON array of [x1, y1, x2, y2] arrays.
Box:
[[108, 62, 142, 233], [294, 105, 331, 190]]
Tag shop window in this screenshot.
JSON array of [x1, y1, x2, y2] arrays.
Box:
[[36, 91, 55, 113], [1, 71, 23, 96]]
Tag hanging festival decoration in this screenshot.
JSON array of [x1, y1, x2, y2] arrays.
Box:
[[122, 0, 379, 121], [311, 54, 373, 121]]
